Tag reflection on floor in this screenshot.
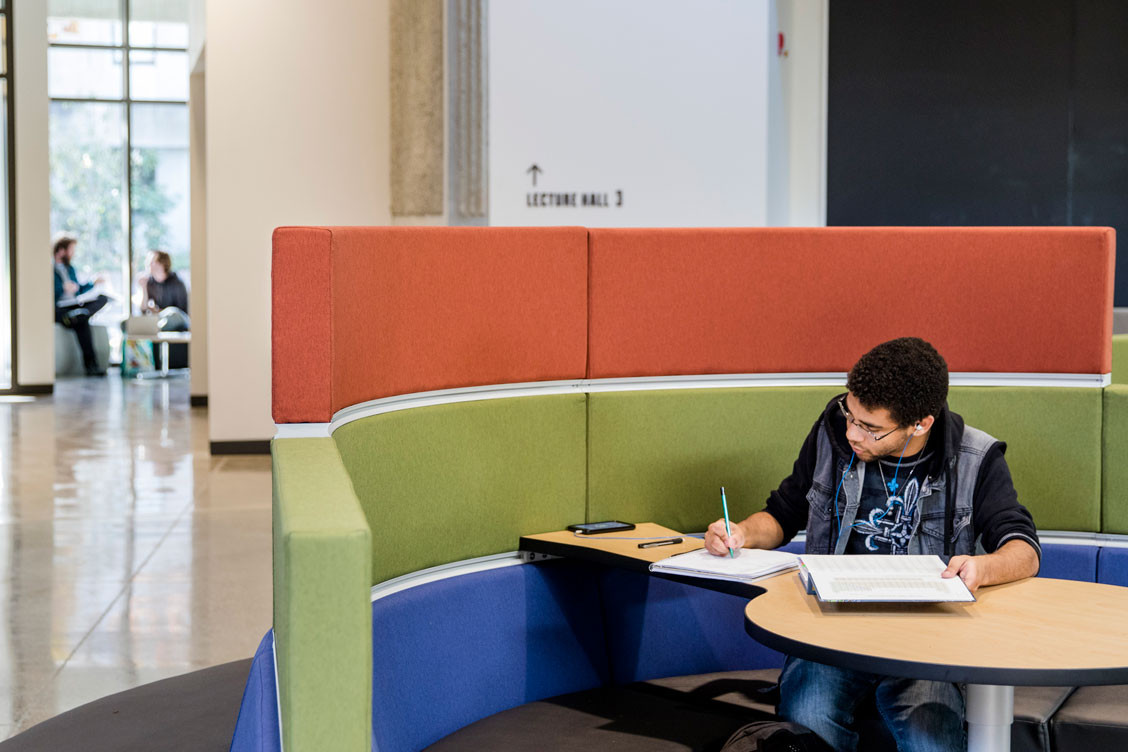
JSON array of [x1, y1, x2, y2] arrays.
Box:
[[0, 373, 272, 740]]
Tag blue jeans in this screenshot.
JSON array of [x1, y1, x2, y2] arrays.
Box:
[[778, 656, 966, 752]]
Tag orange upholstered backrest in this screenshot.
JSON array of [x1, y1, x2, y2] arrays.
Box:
[[272, 226, 589, 423], [273, 228, 333, 422], [588, 227, 1114, 378], [272, 226, 1114, 423]]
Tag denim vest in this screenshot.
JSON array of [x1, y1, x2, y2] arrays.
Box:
[[803, 423, 997, 559]]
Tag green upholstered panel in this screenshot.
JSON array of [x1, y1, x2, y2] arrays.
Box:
[[334, 394, 587, 584], [587, 386, 1101, 536], [1103, 385, 1128, 533], [947, 387, 1101, 532], [587, 387, 842, 534], [1113, 334, 1128, 385], [272, 438, 372, 752]]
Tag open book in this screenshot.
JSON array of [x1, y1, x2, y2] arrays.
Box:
[[56, 288, 110, 308], [798, 554, 975, 603], [649, 547, 799, 583]]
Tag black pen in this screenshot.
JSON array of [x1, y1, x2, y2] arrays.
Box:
[[638, 537, 683, 549]]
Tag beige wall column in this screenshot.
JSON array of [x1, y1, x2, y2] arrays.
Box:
[[778, 0, 829, 226], [766, 1, 789, 226], [205, 0, 392, 446], [188, 68, 207, 403], [14, 1, 52, 387]]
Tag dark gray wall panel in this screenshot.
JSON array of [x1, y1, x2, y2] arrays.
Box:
[[828, 0, 1127, 304]]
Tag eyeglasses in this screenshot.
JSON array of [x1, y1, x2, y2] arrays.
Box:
[[837, 397, 900, 442]]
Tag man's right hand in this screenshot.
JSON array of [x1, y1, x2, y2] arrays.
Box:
[[704, 518, 745, 556], [63, 281, 78, 296]]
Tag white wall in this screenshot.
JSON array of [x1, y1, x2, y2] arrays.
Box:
[[14, 1, 52, 387], [201, 0, 824, 439], [205, 0, 391, 443], [489, 0, 772, 227], [487, 0, 827, 229]]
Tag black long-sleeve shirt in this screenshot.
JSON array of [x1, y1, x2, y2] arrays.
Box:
[[763, 395, 1041, 561], [146, 272, 189, 313]]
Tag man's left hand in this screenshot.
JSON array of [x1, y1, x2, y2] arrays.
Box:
[[941, 555, 982, 592], [941, 540, 1040, 593]]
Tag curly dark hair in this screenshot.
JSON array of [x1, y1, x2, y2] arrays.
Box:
[[846, 337, 949, 427]]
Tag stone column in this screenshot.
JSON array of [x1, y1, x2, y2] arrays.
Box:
[[390, 0, 489, 225], [390, 0, 446, 220]]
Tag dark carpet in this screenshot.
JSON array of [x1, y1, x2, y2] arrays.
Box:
[[0, 659, 252, 752]]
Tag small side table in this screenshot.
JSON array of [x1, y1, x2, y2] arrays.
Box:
[[123, 331, 191, 378]]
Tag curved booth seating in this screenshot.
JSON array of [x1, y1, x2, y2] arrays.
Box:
[[232, 542, 1127, 752], [384, 543, 1128, 752], [237, 226, 1128, 751]]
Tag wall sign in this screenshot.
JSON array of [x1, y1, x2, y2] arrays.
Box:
[[489, 0, 773, 227], [524, 164, 623, 209]]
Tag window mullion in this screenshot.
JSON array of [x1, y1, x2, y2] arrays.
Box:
[[123, 0, 133, 309]]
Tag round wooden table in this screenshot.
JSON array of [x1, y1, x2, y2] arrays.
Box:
[[744, 573, 1128, 752]]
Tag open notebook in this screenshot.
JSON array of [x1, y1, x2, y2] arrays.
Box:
[[649, 547, 799, 583], [798, 554, 975, 603]]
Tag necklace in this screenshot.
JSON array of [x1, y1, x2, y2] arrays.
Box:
[[879, 430, 931, 497], [878, 459, 909, 498]]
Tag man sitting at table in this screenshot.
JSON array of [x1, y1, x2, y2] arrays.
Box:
[[705, 336, 1040, 752]]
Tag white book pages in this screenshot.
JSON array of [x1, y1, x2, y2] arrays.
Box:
[[56, 288, 112, 308], [798, 554, 975, 603], [649, 547, 799, 583]]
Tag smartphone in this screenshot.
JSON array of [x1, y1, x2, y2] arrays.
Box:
[[567, 521, 636, 535]]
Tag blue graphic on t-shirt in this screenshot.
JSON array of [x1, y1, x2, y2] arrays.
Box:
[[852, 476, 921, 553]]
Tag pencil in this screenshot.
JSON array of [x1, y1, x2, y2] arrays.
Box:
[[721, 486, 735, 558]]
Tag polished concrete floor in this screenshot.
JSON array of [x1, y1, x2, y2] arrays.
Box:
[[0, 373, 272, 739]]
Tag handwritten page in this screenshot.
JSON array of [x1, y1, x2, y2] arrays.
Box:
[[649, 547, 798, 583], [798, 555, 975, 603]]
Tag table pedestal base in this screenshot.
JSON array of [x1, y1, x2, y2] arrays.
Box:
[[967, 684, 1013, 752]]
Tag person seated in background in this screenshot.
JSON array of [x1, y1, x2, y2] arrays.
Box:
[[53, 233, 110, 377], [136, 250, 190, 370], [138, 250, 189, 317]]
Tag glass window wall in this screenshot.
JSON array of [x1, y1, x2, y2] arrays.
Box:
[[130, 103, 188, 282], [47, 0, 123, 46], [48, 0, 190, 365], [49, 101, 128, 328]]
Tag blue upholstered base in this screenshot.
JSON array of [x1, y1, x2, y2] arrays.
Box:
[[1038, 543, 1098, 581], [371, 560, 611, 751], [230, 539, 1128, 752], [229, 632, 281, 752], [1097, 546, 1128, 585]]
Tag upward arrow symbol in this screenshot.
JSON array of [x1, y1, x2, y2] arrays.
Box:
[[526, 164, 543, 187]]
